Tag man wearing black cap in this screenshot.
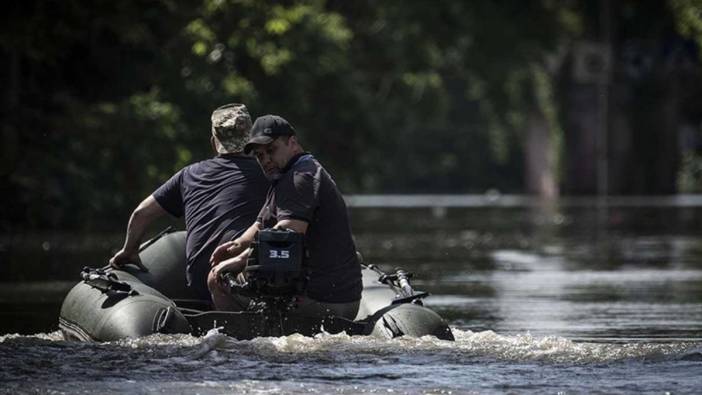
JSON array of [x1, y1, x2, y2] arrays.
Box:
[[208, 114, 362, 321], [110, 104, 269, 301]]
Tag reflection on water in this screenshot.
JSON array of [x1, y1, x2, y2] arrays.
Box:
[[1, 199, 702, 393], [349, 203, 702, 342]]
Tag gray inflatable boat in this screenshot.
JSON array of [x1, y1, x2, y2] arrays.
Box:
[[59, 230, 454, 342]]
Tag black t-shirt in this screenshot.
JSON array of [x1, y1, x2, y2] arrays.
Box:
[[258, 153, 362, 303], [153, 154, 269, 297]]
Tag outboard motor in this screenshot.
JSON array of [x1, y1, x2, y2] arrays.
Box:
[[224, 228, 306, 301], [215, 228, 319, 336]]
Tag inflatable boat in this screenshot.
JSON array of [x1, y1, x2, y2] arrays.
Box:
[[59, 230, 454, 342]]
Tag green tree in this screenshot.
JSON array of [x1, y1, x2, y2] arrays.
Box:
[[2, 0, 699, 231]]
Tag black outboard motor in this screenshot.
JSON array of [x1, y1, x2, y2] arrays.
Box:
[[225, 228, 306, 299]]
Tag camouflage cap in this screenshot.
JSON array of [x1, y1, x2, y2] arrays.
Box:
[[211, 103, 252, 152]]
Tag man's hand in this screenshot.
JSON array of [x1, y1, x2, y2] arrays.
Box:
[[210, 240, 244, 267], [109, 248, 142, 269], [210, 253, 248, 280], [208, 253, 248, 300]]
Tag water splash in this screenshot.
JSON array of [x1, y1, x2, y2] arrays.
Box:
[[2, 329, 698, 365], [1, 329, 700, 394], [449, 329, 696, 363], [101, 328, 698, 365]]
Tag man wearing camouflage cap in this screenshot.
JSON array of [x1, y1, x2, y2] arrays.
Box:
[[110, 104, 269, 300]]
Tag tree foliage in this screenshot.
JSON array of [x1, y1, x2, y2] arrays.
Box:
[[1, 0, 700, 230]]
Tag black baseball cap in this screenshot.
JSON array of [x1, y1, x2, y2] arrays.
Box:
[[244, 114, 296, 154]]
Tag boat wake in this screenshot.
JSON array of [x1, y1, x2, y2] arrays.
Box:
[[1, 329, 701, 395], [1, 328, 698, 366], [448, 329, 698, 363]]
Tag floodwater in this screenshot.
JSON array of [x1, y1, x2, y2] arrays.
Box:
[[1, 198, 702, 394]]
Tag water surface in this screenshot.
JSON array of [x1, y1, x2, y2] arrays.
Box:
[[1, 200, 701, 393]]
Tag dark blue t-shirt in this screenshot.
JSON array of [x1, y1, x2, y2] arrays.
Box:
[[153, 154, 269, 299]]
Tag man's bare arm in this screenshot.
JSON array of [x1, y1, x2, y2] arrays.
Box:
[[110, 195, 168, 267]]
